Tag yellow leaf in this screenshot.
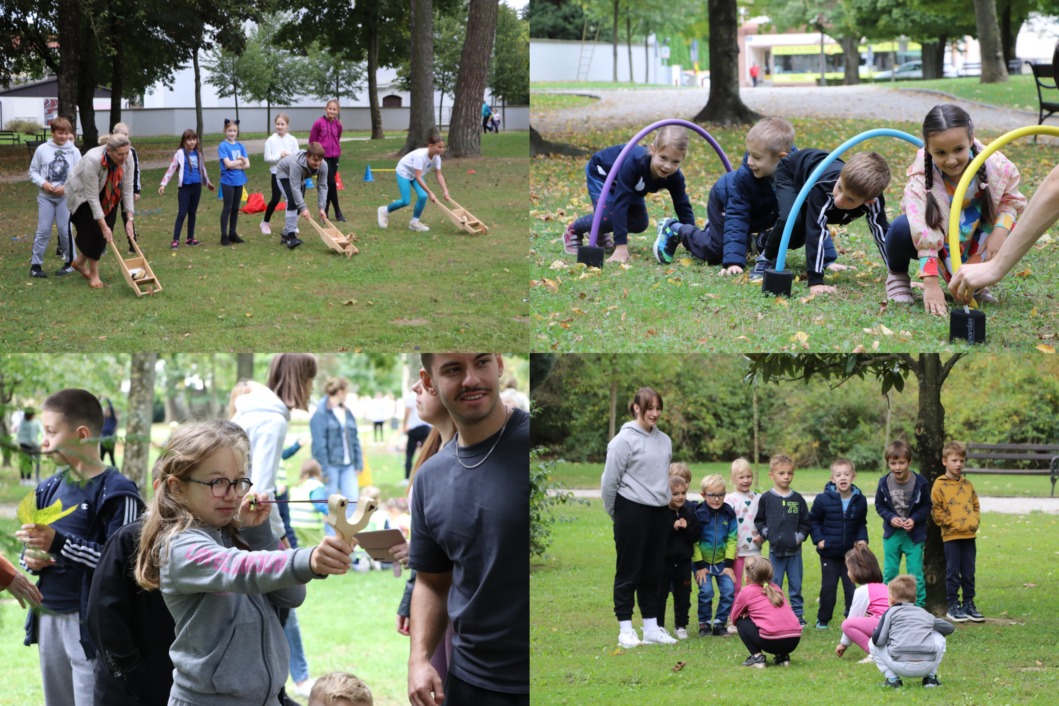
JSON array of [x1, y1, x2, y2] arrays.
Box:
[[1031, 307, 1039, 317], [1036, 344, 1055, 354], [18, 492, 78, 526], [679, 258, 695, 266], [774, 298, 789, 307], [542, 278, 559, 293], [549, 260, 568, 270], [793, 331, 809, 343], [879, 325, 894, 336]]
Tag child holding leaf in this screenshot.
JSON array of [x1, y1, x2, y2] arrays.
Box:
[[15, 388, 144, 706]]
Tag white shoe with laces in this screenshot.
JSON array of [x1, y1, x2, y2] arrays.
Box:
[[618, 630, 641, 648], [260, 221, 271, 235], [675, 627, 688, 640], [293, 678, 315, 698], [378, 206, 389, 228], [409, 219, 430, 232], [858, 653, 875, 664], [641, 626, 677, 645]]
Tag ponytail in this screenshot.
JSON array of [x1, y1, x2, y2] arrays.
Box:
[[973, 145, 995, 226], [924, 153, 943, 232]]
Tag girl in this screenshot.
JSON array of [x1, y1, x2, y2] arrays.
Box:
[[600, 386, 674, 648], [262, 113, 299, 235], [884, 104, 1026, 315], [134, 420, 352, 705], [308, 377, 364, 521], [836, 544, 890, 664], [111, 123, 141, 254], [159, 129, 214, 248], [378, 134, 451, 232], [218, 118, 249, 246], [564, 125, 695, 263], [309, 100, 345, 222], [730, 555, 804, 668], [28, 117, 80, 279], [724, 457, 761, 595]]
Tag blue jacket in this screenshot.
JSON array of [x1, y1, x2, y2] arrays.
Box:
[[710, 152, 781, 268], [874, 472, 931, 543], [309, 399, 363, 470], [809, 482, 869, 559], [587, 145, 695, 239], [692, 501, 738, 569]]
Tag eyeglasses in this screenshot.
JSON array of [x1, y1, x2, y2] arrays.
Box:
[[704, 493, 725, 499], [185, 477, 253, 498]]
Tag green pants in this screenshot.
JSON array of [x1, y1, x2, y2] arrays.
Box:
[[883, 529, 925, 607]]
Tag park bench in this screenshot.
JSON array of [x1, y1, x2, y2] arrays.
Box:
[[0, 130, 21, 144], [1027, 62, 1059, 142], [25, 138, 45, 157], [963, 442, 1059, 496]]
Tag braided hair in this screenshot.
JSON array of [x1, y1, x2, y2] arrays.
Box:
[[922, 104, 994, 231]]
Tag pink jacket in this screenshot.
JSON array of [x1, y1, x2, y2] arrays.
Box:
[[309, 116, 342, 158], [730, 583, 804, 639]]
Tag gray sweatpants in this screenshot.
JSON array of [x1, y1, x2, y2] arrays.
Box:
[[32, 192, 75, 266], [870, 631, 947, 680], [38, 611, 95, 706]]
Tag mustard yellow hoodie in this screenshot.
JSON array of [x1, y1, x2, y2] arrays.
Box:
[[931, 474, 980, 541]]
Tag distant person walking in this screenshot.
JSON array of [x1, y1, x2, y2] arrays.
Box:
[[750, 63, 761, 87], [310, 99, 345, 222]]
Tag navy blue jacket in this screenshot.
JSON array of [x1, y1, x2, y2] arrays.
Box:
[[875, 472, 931, 543], [587, 145, 695, 239], [709, 152, 781, 268], [754, 489, 810, 557], [809, 482, 869, 559], [664, 503, 701, 561]]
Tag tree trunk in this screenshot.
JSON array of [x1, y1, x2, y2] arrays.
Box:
[[57, 0, 80, 125], [438, 93, 445, 128], [401, 0, 438, 156], [76, 28, 99, 152], [612, 0, 618, 83], [0, 374, 15, 468], [109, 41, 124, 130], [125, 353, 157, 495], [644, 33, 649, 84], [367, 11, 384, 140], [972, 0, 1008, 83], [921, 40, 946, 79], [693, 0, 760, 125], [840, 35, 860, 85], [446, 0, 499, 158], [194, 45, 203, 139], [625, 11, 633, 82], [999, 0, 1013, 63], [752, 385, 759, 487], [237, 353, 254, 383], [530, 126, 588, 157]]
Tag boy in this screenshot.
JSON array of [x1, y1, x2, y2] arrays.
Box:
[[753, 454, 810, 625], [875, 439, 930, 607], [654, 116, 795, 271], [28, 117, 81, 278], [870, 575, 954, 688], [289, 458, 330, 551], [308, 671, 373, 706], [275, 143, 330, 249], [668, 461, 697, 512], [692, 474, 738, 637], [659, 474, 700, 639], [808, 458, 869, 629], [931, 441, 984, 623], [751, 150, 892, 294], [15, 389, 143, 706]]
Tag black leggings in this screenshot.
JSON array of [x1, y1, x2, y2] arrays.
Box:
[[612, 495, 669, 622], [173, 183, 202, 241], [220, 184, 242, 238], [735, 616, 801, 656], [324, 157, 341, 217], [264, 174, 283, 222]]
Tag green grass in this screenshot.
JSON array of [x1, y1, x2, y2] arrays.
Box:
[[0, 132, 530, 351], [532, 94, 601, 111], [547, 462, 1057, 498], [531, 501, 1058, 704], [532, 82, 696, 91], [879, 75, 1041, 113], [530, 118, 1059, 351]]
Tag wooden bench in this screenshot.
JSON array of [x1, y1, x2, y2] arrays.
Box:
[[963, 442, 1059, 496], [26, 139, 45, 157], [0, 130, 21, 144], [1027, 62, 1059, 143]]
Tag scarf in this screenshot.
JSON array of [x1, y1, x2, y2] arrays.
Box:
[[99, 151, 124, 215]]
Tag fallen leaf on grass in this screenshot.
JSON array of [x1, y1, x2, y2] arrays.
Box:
[[1024, 583, 1037, 587], [612, 648, 625, 656], [343, 299, 358, 305], [571, 308, 586, 315], [549, 260, 568, 270], [852, 345, 866, 353], [679, 258, 695, 266], [1036, 345, 1055, 354], [1015, 268, 1032, 277], [774, 298, 789, 307], [879, 324, 893, 336], [672, 661, 687, 672]]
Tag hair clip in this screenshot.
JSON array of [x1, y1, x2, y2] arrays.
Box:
[[224, 118, 240, 127]]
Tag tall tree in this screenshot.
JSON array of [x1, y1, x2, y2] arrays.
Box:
[[403, 0, 439, 155], [204, 46, 245, 121], [973, 0, 1009, 82], [489, 2, 530, 116], [125, 353, 157, 494], [693, 0, 759, 125], [240, 13, 303, 132], [447, 0, 500, 157]]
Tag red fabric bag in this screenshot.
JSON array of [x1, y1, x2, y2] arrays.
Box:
[[241, 192, 267, 214]]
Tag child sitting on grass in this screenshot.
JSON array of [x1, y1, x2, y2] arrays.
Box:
[[730, 555, 804, 668], [870, 574, 954, 688]]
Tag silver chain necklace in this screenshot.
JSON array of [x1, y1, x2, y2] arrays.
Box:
[[455, 409, 512, 470]]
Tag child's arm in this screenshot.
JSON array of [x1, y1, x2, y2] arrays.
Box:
[[864, 196, 890, 266], [720, 171, 757, 271], [874, 478, 897, 527], [692, 543, 707, 584], [930, 481, 948, 530], [434, 167, 451, 201], [933, 617, 956, 636], [18, 493, 142, 573], [753, 498, 769, 543], [600, 438, 631, 519], [870, 608, 892, 647], [909, 478, 932, 529], [0, 555, 41, 608], [971, 486, 980, 532], [666, 171, 696, 227], [802, 187, 838, 293], [158, 153, 180, 193], [796, 495, 811, 544], [264, 136, 281, 165], [28, 147, 48, 190], [808, 495, 825, 549]]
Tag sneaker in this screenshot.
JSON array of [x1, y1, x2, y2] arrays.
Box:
[[698, 625, 709, 637], [797, 617, 807, 627], [378, 206, 389, 228], [749, 255, 774, 281], [171, 241, 179, 249], [618, 630, 641, 649], [221, 238, 231, 246], [409, 219, 430, 232], [335, 213, 347, 223], [963, 600, 985, 622], [922, 675, 941, 688], [945, 602, 969, 623], [30, 266, 47, 279], [742, 654, 767, 669], [287, 237, 303, 250], [816, 621, 829, 629], [653, 218, 681, 265], [186, 239, 200, 246], [750, 230, 767, 257], [882, 677, 903, 688], [293, 679, 315, 698], [712, 625, 728, 637], [772, 653, 791, 667], [675, 627, 688, 640], [562, 223, 582, 255], [260, 221, 271, 235], [857, 654, 875, 664], [641, 626, 677, 645], [54, 265, 75, 276], [128, 241, 137, 255], [228, 233, 245, 244]]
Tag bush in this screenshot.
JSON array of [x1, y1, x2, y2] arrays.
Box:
[[3, 119, 43, 135], [530, 448, 584, 558]]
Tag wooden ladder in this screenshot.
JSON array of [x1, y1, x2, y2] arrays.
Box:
[[436, 199, 489, 235], [112, 237, 162, 296]]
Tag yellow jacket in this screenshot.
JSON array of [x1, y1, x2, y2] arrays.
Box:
[[931, 474, 980, 541]]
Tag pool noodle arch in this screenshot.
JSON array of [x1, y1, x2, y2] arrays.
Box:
[[587, 119, 733, 248]]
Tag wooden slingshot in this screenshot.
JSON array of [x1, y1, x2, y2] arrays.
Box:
[[111, 236, 162, 296], [435, 198, 489, 235], [306, 216, 358, 257], [325, 495, 378, 545]]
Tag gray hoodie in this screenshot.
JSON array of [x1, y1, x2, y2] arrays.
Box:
[[29, 138, 81, 198], [274, 151, 329, 214], [871, 602, 955, 661], [232, 382, 291, 540], [162, 520, 317, 706], [600, 420, 672, 518]]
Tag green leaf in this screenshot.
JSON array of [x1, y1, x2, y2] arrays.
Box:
[[17, 491, 78, 527]]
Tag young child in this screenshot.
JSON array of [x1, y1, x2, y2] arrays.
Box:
[[159, 128, 215, 248], [15, 388, 144, 706], [309, 99, 345, 222], [111, 123, 141, 254], [564, 126, 695, 263], [308, 671, 373, 706], [725, 457, 761, 595], [654, 117, 795, 271], [668, 461, 696, 512], [870, 575, 954, 688], [275, 143, 329, 250], [658, 474, 700, 639], [809, 457, 869, 629], [836, 544, 890, 663], [753, 454, 810, 625], [262, 113, 299, 235], [17, 407, 42, 485], [875, 439, 930, 607], [931, 440, 984, 623], [133, 419, 353, 705], [378, 134, 451, 232], [730, 555, 804, 668], [751, 150, 892, 293], [884, 104, 1026, 314], [218, 118, 249, 246], [289, 458, 329, 549], [29, 117, 81, 279], [692, 473, 738, 637]]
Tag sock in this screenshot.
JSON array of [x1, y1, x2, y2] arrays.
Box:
[[619, 620, 634, 633], [643, 617, 658, 631]]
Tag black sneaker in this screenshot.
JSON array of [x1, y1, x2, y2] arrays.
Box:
[[54, 264, 75, 276], [741, 654, 766, 669], [228, 233, 245, 244], [335, 213, 348, 223], [286, 236, 303, 250], [698, 625, 709, 638], [963, 600, 985, 622], [711, 625, 727, 637], [922, 674, 941, 688], [772, 653, 791, 667], [749, 255, 774, 282], [652, 219, 681, 265], [945, 602, 969, 623], [30, 265, 47, 278], [221, 238, 231, 246], [882, 677, 903, 688]]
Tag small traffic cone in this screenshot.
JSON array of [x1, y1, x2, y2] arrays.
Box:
[[363, 165, 374, 182]]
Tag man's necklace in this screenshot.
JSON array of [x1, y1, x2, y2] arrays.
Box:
[[455, 409, 512, 470]]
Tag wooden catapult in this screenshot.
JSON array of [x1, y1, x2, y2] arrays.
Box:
[[112, 237, 162, 296], [306, 216, 359, 257], [435, 198, 489, 235]]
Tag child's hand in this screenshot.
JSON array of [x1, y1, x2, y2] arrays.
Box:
[[52, 185, 65, 197], [752, 533, 763, 545], [809, 283, 837, 295], [396, 614, 410, 636], [722, 567, 736, 582], [835, 643, 847, 657], [310, 536, 353, 575], [826, 262, 855, 272], [983, 227, 1009, 262], [694, 568, 707, 585], [428, 192, 438, 203], [388, 541, 409, 566], [922, 276, 947, 316], [674, 518, 686, 530], [319, 209, 328, 222], [158, 185, 166, 195], [890, 517, 906, 529], [16, 523, 56, 552], [817, 540, 825, 549], [299, 208, 310, 220], [207, 183, 215, 192], [239, 492, 272, 527], [855, 540, 868, 549], [903, 519, 915, 530], [4, 571, 43, 608], [443, 191, 452, 201], [719, 265, 744, 276], [22, 554, 55, 572]]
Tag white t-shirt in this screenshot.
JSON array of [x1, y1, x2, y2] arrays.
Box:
[[396, 148, 442, 181], [404, 391, 425, 429], [264, 133, 300, 173]]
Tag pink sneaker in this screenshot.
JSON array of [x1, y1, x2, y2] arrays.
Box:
[[260, 221, 271, 235], [563, 223, 582, 255]]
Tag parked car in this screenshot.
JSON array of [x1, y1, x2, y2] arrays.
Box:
[[874, 60, 958, 80]]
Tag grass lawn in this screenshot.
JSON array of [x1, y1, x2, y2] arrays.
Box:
[[532, 82, 699, 91], [880, 75, 1041, 113], [531, 501, 1057, 705], [532, 94, 601, 111], [0, 131, 530, 352], [530, 117, 1059, 351]]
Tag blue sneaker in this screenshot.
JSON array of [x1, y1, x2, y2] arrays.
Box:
[[815, 621, 829, 629], [963, 600, 984, 622], [945, 602, 969, 623], [749, 255, 773, 281], [653, 219, 681, 265]]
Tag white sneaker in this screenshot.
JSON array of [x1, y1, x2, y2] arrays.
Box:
[[378, 206, 389, 228], [409, 219, 430, 232], [618, 630, 641, 648], [260, 221, 271, 235], [641, 626, 677, 645], [857, 654, 875, 664], [293, 679, 315, 698], [675, 627, 688, 640]]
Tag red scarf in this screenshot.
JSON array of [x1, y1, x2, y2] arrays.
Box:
[[99, 151, 125, 215]]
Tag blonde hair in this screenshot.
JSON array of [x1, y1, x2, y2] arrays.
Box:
[[651, 125, 689, 154], [668, 461, 692, 485], [227, 379, 253, 419], [730, 457, 753, 484], [135, 420, 251, 590], [744, 556, 785, 607], [275, 113, 291, 126], [112, 122, 130, 136], [830, 457, 855, 475], [309, 671, 373, 706], [700, 473, 725, 495], [324, 377, 349, 396], [942, 440, 966, 459], [669, 475, 688, 491], [888, 574, 917, 603], [746, 116, 795, 155], [97, 133, 132, 151], [839, 152, 890, 200], [769, 454, 794, 472]]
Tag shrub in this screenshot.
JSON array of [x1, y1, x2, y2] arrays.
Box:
[[530, 448, 584, 558], [4, 119, 44, 135]]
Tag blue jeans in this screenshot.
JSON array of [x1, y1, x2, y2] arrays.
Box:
[[284, 608, 309, 683], [769, 553, 804, 619], [388, 175, 429, 219], [323, 463, 360, 537], [696, 563, 735, 627]]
